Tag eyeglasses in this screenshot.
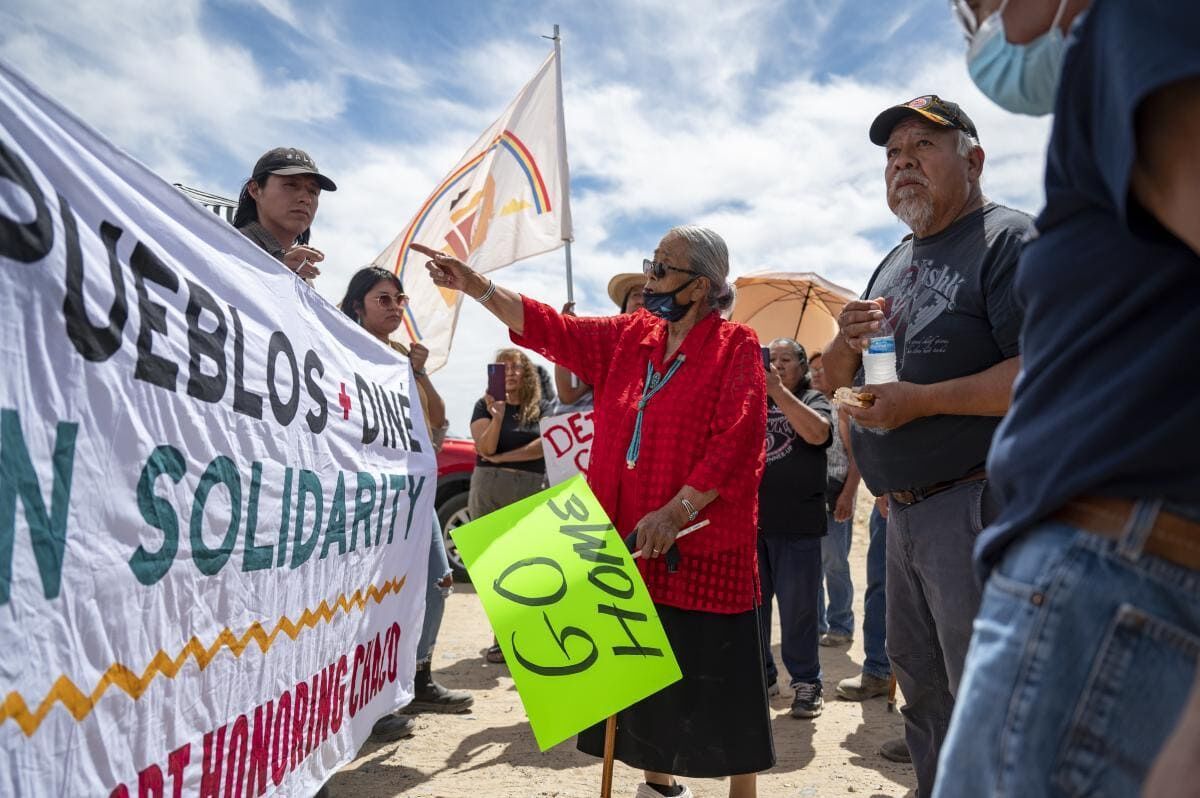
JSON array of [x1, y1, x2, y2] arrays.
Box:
[[371, 293, 408, 308], [950, 0, 980, 40], [642, 259, 697, 279]]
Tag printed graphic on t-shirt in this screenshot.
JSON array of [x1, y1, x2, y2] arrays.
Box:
[[764, 405, 796, 464], [881, 257, 965, 372]]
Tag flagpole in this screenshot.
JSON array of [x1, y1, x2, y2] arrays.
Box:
[[549, 23, 575, 305]]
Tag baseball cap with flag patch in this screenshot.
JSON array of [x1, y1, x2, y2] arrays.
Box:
[[251, 147, 337, 191], [869, 95, 979, 146]]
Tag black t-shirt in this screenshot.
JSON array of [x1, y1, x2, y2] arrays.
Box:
[[850, 203, 1031, 494], [980, 0, 1200, 572], [471, 398, 547, 474], [758, 389, 832, 536]]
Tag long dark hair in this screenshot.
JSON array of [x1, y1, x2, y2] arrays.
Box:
[[232, 173, 312, 245], [339, 266, 404, 326]]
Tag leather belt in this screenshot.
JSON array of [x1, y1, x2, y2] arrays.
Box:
[[1054, 497, 1200, 572], [889, 469, 987, 507]]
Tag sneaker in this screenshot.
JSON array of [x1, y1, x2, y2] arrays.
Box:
[[819, 631, 853, 647], [634, 783, 693, 798], [368, 713, 415, 743], [790, 681, 823, 718], [766, 679, 781, 697], [836, 672, 891, 701], [407, 663, 474, 714], [879, 736, 912, 763]]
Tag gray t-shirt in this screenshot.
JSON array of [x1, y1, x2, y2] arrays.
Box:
[[851, 203, 1031, 494]]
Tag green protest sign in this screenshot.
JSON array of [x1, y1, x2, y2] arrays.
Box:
[[450, 475, 682, 750]]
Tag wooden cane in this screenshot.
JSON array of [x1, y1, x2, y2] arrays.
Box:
[[600, 715, 617, 797], [603, 519, 707, 794], [887, 673, 898, 713]]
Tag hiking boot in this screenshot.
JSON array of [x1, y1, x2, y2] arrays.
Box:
[[406, 662, 474, 714], [836, 672, 891, 701], [790, 681, 824, 718], [879, 736, 912, 763], [368, 713, 415, 743], [819, 631, 853, 647]]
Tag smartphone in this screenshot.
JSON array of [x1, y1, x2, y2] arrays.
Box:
[[761, 346, 771, 371], [487, 363, 506, 400]]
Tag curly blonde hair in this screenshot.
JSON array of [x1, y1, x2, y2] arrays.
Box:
[[495, 348, 543, 427]]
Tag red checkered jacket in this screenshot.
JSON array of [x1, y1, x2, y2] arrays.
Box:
[[512, 297, 766, 613]]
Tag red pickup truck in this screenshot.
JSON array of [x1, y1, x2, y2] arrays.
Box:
[[435, 436, 476, 580]]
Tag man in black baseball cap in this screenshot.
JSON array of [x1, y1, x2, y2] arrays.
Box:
[[820, 92, 1034, 792], [232, 147, 336, 281]]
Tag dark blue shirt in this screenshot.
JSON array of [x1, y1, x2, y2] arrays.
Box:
[[979, 0, 1200, 572]]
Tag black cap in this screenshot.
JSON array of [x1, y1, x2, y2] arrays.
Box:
[[252, 147, 337, 191], [869, 95, 979, 146]]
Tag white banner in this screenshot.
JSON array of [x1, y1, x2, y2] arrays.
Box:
[[538, 410, 594, 486], [373, 48, 573, 373], [0, 61, 435, 796]]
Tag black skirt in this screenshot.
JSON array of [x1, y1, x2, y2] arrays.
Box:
[[576, 604, 775, 777]]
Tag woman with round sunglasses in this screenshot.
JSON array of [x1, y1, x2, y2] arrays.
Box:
[[337, 267, 474, 743], [414, 226, 773, 798]]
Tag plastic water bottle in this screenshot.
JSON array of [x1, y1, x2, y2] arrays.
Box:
[[862, 318, 899, 384]]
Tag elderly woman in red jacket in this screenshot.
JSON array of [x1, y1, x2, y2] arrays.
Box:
[[413, 226, 772, 798]]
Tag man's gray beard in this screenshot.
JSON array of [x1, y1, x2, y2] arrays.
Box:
[[894, 195, 934, 236]]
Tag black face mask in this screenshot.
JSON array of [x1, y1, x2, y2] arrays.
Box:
[[642, 277, 698, 322]]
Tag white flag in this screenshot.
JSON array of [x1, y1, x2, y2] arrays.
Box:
[[374, 48, 572, 372]]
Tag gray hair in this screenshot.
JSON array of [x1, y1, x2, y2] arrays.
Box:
[[955, 130, 981, 157], [666, 224, 735, 312]]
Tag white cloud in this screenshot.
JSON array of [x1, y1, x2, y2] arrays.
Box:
[[1, 0, 1053, 437]]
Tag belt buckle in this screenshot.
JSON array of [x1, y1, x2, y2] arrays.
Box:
[[892, 490, 918, 506]]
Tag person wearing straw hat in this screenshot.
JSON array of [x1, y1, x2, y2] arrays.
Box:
[[554, 272, 646, 409], [416, 226, 773, 798]]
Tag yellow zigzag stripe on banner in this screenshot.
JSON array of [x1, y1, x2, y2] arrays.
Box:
[[1, 576, 406, 738]]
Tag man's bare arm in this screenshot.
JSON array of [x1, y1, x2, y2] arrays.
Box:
[[1131, 76, 1200, 256]]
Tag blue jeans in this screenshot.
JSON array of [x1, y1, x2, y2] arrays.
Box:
[[862, 506, 890, 679], [417, 516, 452, 665], [758, 535, 823, 687], [819, 512, 855, 637], [887, 481, 992, 797], [934, 507, 1200, 798]]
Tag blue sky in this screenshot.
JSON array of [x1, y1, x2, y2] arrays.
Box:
[[0, 0, 1051, 435]]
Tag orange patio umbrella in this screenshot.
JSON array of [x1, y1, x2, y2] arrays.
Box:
[[730, 271, 858, 354]]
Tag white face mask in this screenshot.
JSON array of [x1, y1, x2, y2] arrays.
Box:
[[966, 0, 1070, 116]]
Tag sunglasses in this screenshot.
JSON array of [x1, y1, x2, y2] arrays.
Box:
[[370, 293, 408, 308], [642, 258, 698, 280]]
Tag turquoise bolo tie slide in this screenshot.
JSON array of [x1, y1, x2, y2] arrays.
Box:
[[625, 355, 686, 469]]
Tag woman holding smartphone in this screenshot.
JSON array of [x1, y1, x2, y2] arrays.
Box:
[[469, 347, 550, 663]]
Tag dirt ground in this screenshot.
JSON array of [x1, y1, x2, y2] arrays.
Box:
[[327, 494, 916, 797]]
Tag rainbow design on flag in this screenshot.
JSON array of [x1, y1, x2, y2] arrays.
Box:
[[393, 130, 552, 342]]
